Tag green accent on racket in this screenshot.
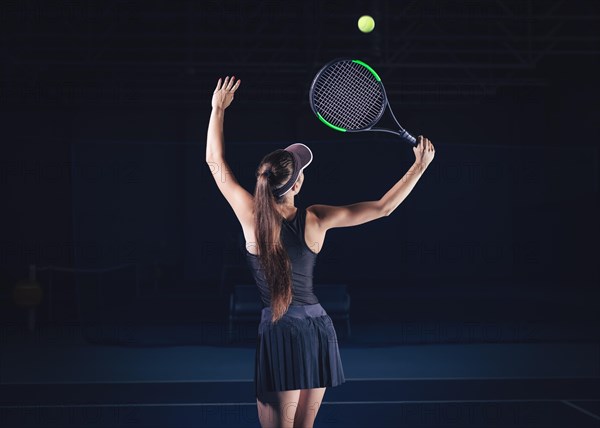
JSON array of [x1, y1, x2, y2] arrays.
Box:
[[317, 112, 347, 132], [352, 59, 381, 82]]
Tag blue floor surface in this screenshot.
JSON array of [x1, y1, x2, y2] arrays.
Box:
[[2, 325, 599, 427]]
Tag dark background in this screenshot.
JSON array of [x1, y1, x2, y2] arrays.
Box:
[[1, 0, 598, 329]]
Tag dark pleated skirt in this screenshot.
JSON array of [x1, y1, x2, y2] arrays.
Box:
[[254, 303, 346, 400]]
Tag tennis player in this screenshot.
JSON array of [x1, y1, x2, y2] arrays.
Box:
[[206, 76, 434, 428]]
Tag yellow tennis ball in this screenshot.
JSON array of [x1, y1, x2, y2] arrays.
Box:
[[358, 15, 375, 33]]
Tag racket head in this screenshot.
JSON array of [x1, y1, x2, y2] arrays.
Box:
[[309, 58, 387, 133]]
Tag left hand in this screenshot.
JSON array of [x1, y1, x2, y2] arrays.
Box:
[[413, 135, 435, 167], [212, 76, 241, 110]]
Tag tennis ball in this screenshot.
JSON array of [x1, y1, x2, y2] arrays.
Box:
[[358, 15, 375, 33]]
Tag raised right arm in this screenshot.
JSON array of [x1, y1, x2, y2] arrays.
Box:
[[308, 136, 435, 231]]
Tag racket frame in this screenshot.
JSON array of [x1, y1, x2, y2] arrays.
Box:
[[309, 58, 417, 146]]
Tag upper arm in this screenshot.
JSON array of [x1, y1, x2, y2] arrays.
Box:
[[307, 200, 387, 231], [206, 157, 254, 227]]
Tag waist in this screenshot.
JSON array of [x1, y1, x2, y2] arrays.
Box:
[[261, 303, 326, 322]]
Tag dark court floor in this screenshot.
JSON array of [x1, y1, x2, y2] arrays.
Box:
[[1, 320, 599, 428]]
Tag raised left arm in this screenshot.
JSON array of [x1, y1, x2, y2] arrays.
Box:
[[205, 76, 253, 227]]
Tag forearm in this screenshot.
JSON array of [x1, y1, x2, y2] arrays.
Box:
[[206, 107, 225, 161], [380, 161, 428, 215]]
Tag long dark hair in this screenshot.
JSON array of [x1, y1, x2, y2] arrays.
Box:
[[254, 149, 295, 323]]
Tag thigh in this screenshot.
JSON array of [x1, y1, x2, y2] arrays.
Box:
[[294, 387, 326, 428], [257, 388, 301, 428]]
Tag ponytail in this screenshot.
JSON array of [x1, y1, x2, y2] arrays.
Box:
[[254, 159, 293, 323]]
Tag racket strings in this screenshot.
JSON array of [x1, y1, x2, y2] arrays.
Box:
[[344, 64, 384, 127], [312, 61, 385, 130], [315, 63, 379, 129], [315, 63, 371, 127], [323, 67, 376, 128]]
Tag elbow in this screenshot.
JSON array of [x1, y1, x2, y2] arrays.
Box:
[[381, 201, 402, 217], [379, 201, 391, 217], [380, 198, 406, 217], [205, 158, 219, 176], [206, 156, 221, 165]]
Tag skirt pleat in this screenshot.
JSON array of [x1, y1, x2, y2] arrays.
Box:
[[254, 303, 346, 400]]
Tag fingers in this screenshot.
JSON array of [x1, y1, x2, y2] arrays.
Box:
[[225, 76, 235, 90], [215, 76, 241, 92], [427, 138, 434, 152], [414, 135, 435, 152], [421, 136, 434, 151], [414, 135, 423, 151]]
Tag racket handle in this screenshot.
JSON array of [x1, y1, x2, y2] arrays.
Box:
[[399, 130, 417, 146]]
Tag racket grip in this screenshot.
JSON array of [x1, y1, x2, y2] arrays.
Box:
[[400, 130, 417, 146]]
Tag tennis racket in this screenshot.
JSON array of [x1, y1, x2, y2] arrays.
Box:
[[309, 58, 417, 147]]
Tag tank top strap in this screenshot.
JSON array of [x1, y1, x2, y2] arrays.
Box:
[[296, 206, 306, 238]]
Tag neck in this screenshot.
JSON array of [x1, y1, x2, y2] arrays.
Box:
[[277, 202, 297, 216], [278, 196, 295, 210]]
